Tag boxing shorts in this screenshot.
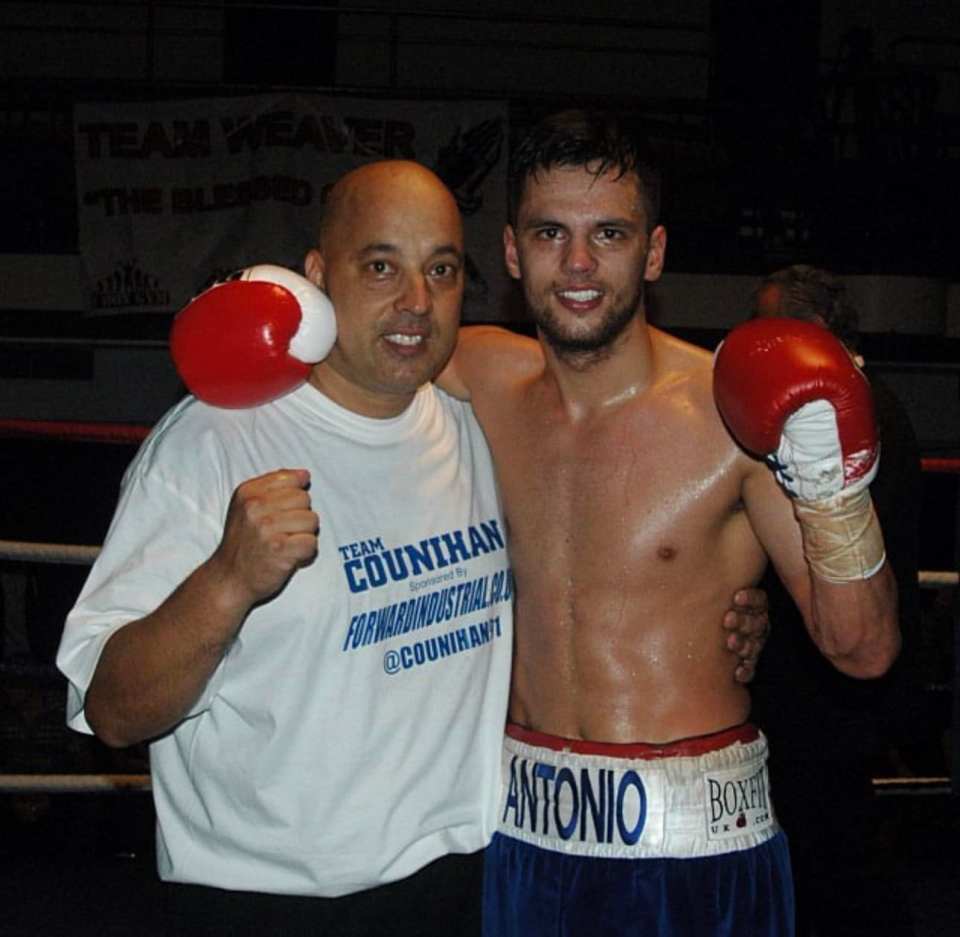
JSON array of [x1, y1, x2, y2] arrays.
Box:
[[482, 723, 794, 937]]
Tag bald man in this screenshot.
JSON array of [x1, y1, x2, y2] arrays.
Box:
[[57, 161, 513, 936]]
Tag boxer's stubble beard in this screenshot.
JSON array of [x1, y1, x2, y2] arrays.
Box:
[[528, 278, 646, 370]]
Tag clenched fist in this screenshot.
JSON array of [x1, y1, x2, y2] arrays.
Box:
[[211, 469, 319, 608]]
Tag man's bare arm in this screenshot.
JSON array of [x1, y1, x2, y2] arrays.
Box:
[[743, 464, 900, 679], [436, 325, 541, 401], [85, 469, 318, 747]]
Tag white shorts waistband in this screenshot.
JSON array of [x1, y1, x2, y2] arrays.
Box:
[[496, 727, 779, 860]]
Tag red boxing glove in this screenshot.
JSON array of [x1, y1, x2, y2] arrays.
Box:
[[171, 265, 337, 409], [713, 318, 879, 502]]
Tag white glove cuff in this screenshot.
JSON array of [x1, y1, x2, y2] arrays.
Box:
[[243, 265, 337, 364], [775, 400, 879, 501], [793, 487, 886, 582]]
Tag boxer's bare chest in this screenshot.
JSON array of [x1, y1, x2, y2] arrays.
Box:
[[478, 371, 745, 592], [476, 368, 761, 739]]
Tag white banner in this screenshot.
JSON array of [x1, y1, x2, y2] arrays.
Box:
[[74, 94, 511, 320]]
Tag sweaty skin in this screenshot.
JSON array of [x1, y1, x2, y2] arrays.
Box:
[[456, 330, 769, 742], [440, 165, 899, 745]]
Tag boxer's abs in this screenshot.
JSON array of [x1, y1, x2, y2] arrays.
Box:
[[507, 572, 753, 746]]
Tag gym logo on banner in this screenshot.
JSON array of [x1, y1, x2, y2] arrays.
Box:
[[91, 260, 171, 311]]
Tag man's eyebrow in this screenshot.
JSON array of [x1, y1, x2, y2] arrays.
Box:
[[356, 243, 463, 261], [521, 215, 565, 229], [357, 243, 400, 257], [594, 217, 641, 230], [430, 243, 464, 262], [522, 215, 640, 230]]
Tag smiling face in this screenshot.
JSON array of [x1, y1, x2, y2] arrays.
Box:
[[305, 161, 464, 418], [504, 164, 665, 356]]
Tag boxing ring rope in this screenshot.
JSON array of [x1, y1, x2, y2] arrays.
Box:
[[1, 419, 958, 796], [0, 774, 151, 793], [0, 541, 101, 566], [0, 418, 152, 445]]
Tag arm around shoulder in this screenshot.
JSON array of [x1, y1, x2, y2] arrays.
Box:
[[436, 324, 541, 401]]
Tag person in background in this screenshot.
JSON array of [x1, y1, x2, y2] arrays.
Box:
[[751, 263, 923, 937]]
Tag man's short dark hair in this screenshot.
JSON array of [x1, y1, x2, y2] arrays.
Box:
[[760, 264, 861, 350], [507, 110, 661, 231]]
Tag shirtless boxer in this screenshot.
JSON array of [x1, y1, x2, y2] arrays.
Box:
[[438, 112, 900, 936]]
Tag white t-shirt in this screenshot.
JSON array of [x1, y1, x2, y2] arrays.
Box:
[[57, 382, 513, 897]]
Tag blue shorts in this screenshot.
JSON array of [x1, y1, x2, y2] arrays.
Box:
[[482, 724, 794, 937]]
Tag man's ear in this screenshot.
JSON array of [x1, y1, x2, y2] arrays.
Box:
[[304, 249, 326, 290], [644, 225, 667, 282], [503, 225, 521, 280]]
